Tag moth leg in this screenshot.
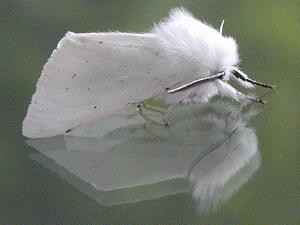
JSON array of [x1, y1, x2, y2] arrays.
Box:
[[136, 101, 145, 112], [136, 104, 175, 129], [232, 68, 275, 90], [239, 92, 266, 104], [164, 120, 170, 128], [218, 80, 266, 104], [163, 103, 182, 128], [166, 72, 225, 94], [163, 106, 173, 128]]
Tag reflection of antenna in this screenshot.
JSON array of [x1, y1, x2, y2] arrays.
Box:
[[219, 19, 225, 34]]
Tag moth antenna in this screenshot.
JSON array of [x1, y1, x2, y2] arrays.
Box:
[[219, 20, 225, 34], [166, 72, 225, 93], [232, 67, 275, 90]]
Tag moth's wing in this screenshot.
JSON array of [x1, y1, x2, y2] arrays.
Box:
[[23, 32, 186, 138]]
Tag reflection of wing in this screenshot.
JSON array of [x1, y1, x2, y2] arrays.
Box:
[[23, 32, 194, 138], [26, 100, 261, 209], [29, 151, 189, 206]]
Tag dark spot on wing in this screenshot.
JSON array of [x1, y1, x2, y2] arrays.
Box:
[[87, 88, 91, 91], [65, 129, 72, 133], [99, 41, 103, 44], [66, 88, 69, 90], [155, 52, 159, 56], [93, 106, 97, 109], [72, 73, 77, 78], [85, 60, 89, 63]]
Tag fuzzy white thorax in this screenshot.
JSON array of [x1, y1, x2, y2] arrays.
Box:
[[153, 8, 239, 80]]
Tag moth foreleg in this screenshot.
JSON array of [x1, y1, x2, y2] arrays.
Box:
[[218, 81, 266, 104], [163, 103, 182, 128], [136, 101, 145, 112], [241, 93, 266, 104]]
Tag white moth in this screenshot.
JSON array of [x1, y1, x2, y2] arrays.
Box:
[[23, 8, 274, 138]]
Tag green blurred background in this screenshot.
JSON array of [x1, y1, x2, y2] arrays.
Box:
[[0, 0, 299, 224]]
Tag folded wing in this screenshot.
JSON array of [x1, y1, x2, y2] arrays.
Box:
[[23, 32, 195, 138]]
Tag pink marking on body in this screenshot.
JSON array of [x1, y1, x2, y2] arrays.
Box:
[[188, 92, 198, 100]]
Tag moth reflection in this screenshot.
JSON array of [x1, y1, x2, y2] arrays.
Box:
[[26, 100, 261, 215]]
